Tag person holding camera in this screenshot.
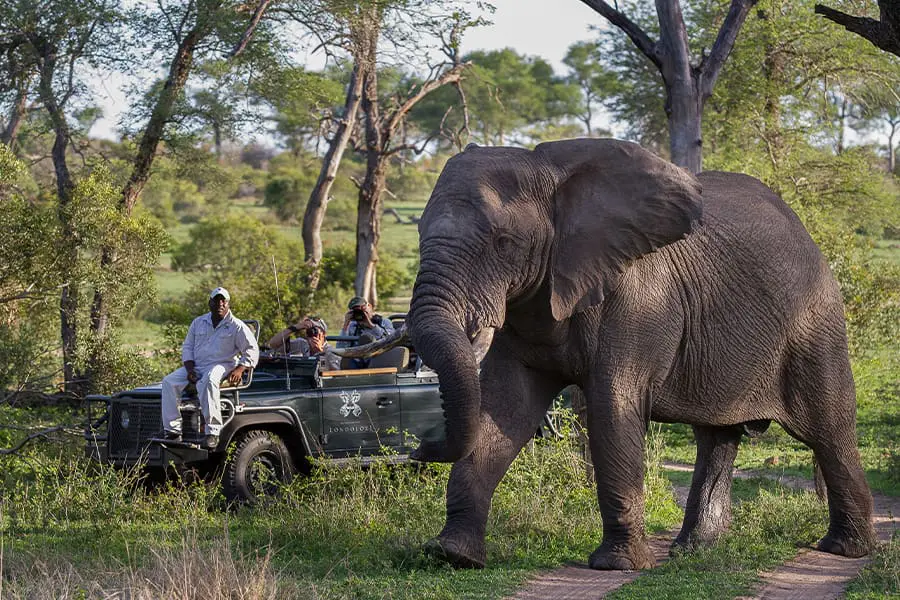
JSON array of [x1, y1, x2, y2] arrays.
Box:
[[339, 296, 394, 368], [340, 296, 394, 342], [266, 316, 341, 371]]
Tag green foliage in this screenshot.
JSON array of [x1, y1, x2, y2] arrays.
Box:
[[845, 534, 900, 599], [166, 215, 413, 345], [608, 482, 828, 599], [263, 167, 317, 222], [411, 48, 582, 145], [141, 158, 209, 225]]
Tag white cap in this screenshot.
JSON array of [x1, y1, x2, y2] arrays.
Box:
[[209, 287, 230, 301]]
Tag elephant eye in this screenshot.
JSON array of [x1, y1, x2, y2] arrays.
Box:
[[494, 233, 519, 259]]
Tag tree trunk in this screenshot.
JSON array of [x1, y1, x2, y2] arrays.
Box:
[[887, 119, 897, 173], [354, 65, 387, 305], [302, 59, 366, 286], [836, 97, 849, 155], [582, 0, 757, 173], [35, 39, 80, 394], [657, 0, 702, 172], [566, 385, 594, 485], [1, 85, 29, 148], [122, 28, 202, 213], [665, 82, 703, 173], [214, 121, 223, 161], [89, 27, 203, 342]]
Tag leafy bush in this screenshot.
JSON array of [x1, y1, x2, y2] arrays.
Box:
[[263, 167, 316, 222], [166, 217, 413, 346]]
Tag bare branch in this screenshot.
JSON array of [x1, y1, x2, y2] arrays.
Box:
[[814, 1, 900, 57], [699, 0, 759, 99], [382, 62, 469, 144], [0, 425, 66, 455], [229, 0, 273, 58], [580, 0, 662, 70]]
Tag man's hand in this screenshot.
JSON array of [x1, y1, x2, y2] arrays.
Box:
[[187, 369, 199, 383], [307, 330, 326, 354], [228, 365, 246, 385], [292, 317, 314, 332]]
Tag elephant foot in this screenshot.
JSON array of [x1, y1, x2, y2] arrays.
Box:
[[588, 539, 654, 571], [423, 535, 486, 569], [671, 527, 726, 555], [817, 531, 875, 558]]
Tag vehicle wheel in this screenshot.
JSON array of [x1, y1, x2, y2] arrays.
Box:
[[222, 430, 295, 504]]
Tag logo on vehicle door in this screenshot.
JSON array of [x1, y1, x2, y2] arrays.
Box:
[[339, 389, 362, 418]]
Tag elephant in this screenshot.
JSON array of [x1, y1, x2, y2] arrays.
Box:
[[360, 138, 876, 570]]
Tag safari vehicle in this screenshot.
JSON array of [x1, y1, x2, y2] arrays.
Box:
[[84, 318, 445, 503]]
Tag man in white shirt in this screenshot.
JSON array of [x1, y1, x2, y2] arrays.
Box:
[[161, 287, 259, 446]]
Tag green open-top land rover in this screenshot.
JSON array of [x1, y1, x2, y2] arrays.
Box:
[[84, 335, 446, 503]]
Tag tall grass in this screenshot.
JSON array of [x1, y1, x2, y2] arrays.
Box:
[[0, 425, 682, 599]]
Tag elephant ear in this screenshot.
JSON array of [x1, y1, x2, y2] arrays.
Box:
[[535, 139, 703, 321]]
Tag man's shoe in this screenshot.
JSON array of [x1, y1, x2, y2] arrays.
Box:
[[204, 435, 219, 449]]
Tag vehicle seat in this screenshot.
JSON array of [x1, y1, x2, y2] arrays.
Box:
[[367, 347, 410, 370]]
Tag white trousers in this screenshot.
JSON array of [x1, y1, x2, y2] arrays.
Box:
[[160, 363, 231, 435]]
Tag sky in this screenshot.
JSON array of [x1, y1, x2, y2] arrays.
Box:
[[460, 0, 606, 70], [89, 0, 609, 141]]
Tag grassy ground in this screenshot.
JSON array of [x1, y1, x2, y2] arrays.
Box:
[[0, 428, 676, 599], [3, 403, 898, 598]]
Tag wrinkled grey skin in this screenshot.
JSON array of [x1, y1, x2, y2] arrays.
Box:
[[407, 138, 876, 570]]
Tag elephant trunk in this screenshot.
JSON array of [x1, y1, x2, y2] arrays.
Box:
[[408, 296, 482, 463]]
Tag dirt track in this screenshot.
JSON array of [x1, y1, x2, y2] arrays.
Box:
[[508, 464, 899, 600]]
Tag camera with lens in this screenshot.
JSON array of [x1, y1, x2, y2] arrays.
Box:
[[306, 325, 321, 338], [352, 309, 366, 321]]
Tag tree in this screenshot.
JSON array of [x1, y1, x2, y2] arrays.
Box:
[[296, 0, 380, 292], [409, 48, 582, 148], [251, 64, 345, 155], [0, 24, 35, 149], [88, 0, 277, 351], [815, 0, 900, 57], [562, 41, 617, 136], [580, 0, 759, 172], [353, 53, 469, 304], [297, 0, 489, 301], [0, 0, 127, 392], [853, 81, 900, 173]]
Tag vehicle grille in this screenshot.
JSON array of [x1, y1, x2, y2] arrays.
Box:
[[108, 400, 162, 461]]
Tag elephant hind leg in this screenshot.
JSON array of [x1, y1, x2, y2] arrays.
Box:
[[672, 425, 742, 553], [807, 437, 876, 557], [780, 334, 876, 557]]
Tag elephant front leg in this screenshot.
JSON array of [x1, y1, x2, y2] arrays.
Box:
[[586, 383, 655, 570], [672, 425, 741, 552], [427, 352, 563, 569]]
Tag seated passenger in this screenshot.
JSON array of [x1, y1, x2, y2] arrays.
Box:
[[340, 296, 394, 368], [340, 296, 395, 342], [161, 287, 259, 447], [267, 316, 341, 371]]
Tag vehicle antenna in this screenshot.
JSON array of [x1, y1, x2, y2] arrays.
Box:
[[271, 255, 290, 390]]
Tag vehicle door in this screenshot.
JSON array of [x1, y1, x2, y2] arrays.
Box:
[[319, 375, 401, 456]]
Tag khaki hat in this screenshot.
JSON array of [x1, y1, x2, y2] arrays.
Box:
[[347, 296, 367, 309]]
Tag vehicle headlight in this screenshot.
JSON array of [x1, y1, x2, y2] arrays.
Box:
[[120, 409, 130, 429]]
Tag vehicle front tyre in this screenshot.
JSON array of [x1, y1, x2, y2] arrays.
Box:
[[222, 429, 296, 504]]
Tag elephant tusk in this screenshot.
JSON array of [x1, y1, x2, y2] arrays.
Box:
[[470, 327, 495, 365], [331, 324, 409, 358]]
